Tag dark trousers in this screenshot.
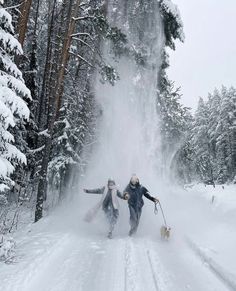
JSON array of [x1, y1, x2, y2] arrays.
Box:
[[129, 205, 142, 235], [104, 207, 119, 233]]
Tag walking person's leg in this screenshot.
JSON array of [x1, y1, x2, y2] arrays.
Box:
[[135, 207, 142, 231], [105, 207, 119, 238], [112, 209, 119, 229], [104, 208, 112, 237], [108, 208, 119, 237], [129, 205, 139, 236]]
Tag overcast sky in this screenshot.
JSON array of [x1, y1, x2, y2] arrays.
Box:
[[167, 0, 236, 110]]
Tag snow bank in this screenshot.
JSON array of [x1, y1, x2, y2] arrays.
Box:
[[184, 184, 236, 213], [0, 235, 16, 263]]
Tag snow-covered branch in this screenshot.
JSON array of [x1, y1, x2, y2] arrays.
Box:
[[69, 51, 94, 68]]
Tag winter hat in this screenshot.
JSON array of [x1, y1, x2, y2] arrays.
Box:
[[108, 178, 116, 189], [130, 174, 139, 186], [108, 178, 115, 185]]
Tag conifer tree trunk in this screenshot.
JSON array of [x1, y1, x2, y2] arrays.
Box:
[[28, 0, 40, 99], [37, 0, 57, 131], [18, 0, 33, 46]]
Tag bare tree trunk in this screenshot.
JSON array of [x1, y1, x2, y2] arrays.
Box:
[[35, 0, 81, 222], [25, 0, 40, 103], [18, 0, 33, 47], [37, 0, 57, 131]]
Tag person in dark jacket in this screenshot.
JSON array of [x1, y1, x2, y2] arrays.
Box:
[[123, 175, 159, 236], [84, 178, 125, 238]]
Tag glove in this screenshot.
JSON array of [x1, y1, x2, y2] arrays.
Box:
[[124, 193, 130, 200], [154, 197, 159, 203]]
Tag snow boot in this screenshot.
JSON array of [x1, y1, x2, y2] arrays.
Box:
[[129, 229, 136, 237], [107, 231, 113, 239]]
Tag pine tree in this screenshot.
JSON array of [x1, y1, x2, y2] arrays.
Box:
[[159, 0, 185, 50], [214, 87, 236, 183], [33, 0, 128, 215], [207, 89, 221, 162], [228, 87, 236, 182], [191, 98, 215, 183], [0, 3, 30, 195], [157, 1, 186, 177], [174, 86, 236, 185]]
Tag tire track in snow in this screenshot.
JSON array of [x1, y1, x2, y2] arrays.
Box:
[[46, 238, 105, 291], [146, 250, 159, 291], [77, 237, 126, 291], [15, 235, 106, 291], [145, 237, 229, 291], [124, 241, 128, 291], [186, 238, 236, 291], [144, 240, 173, 291], [3, 230, 230, 291], [124, 240, 138, 291], [124, 238, 170, 291]]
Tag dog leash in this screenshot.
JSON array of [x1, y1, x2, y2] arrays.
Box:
[[154, 202, 158, 215], [155, 201, 168, 227]]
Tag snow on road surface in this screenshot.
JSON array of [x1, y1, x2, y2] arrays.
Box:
[[0, 185, 235, 291], [1, 1, 235, 290]]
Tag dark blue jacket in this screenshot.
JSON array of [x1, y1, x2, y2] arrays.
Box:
[[123, 183, 155, 209]]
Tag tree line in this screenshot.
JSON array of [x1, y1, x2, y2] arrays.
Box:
[[2, 0, 234, 236], [0, 0, 128, 229], [0, 0, 184, 231], [170, 86, 236, 185]]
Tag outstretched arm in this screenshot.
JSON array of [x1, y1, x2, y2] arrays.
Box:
[[84, 186, 105, 194], [143, 187, 159, 203]]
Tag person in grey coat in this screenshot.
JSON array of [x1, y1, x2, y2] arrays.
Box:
[[123, 175, 159, 236], [84, 178, 125, 238]]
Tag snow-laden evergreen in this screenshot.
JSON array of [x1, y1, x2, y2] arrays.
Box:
[[157, 76, 192, 176], [173, 86, 236, 184], [159, 0, 185, 49], [157, 2, 187, 176], [46, 0, 127, 202], [0, 4, 30, 192]]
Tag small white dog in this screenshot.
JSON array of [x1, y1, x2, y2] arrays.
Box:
[[160, 225, 171, 240]]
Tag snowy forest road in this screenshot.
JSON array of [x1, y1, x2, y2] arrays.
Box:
[[0, 213, 231, 291], [1, 0, 235, 290], [1, 185, 236, 291]]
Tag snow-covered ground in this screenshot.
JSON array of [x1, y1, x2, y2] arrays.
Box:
[[1, 2, 235, 290], [0, 184, 235, 291], [180, 184, 236, 290]]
